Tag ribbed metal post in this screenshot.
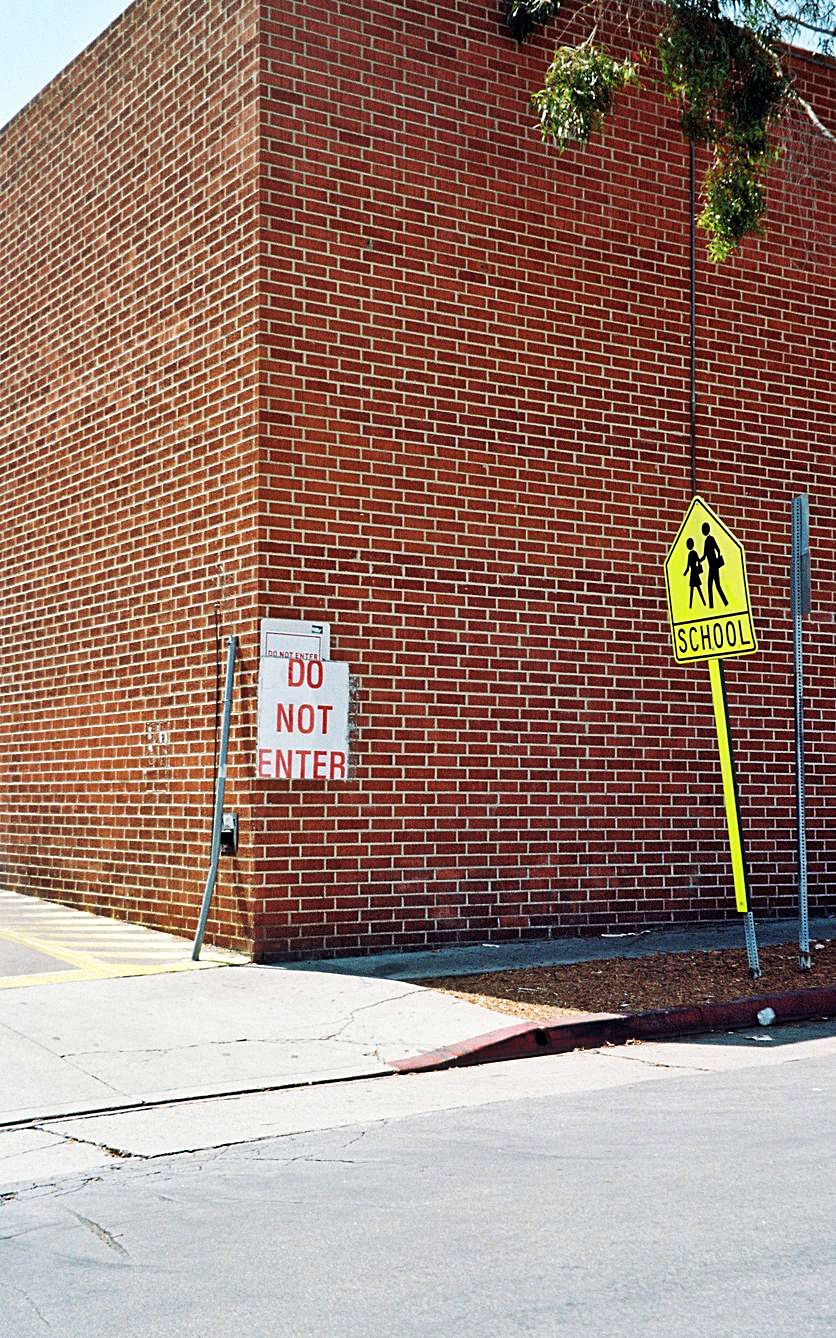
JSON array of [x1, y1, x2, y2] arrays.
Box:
[[791, 495, 811, 970], [743, 910, 761, 979]]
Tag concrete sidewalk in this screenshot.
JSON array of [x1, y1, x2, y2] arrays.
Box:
[[3, 900, 833, 1126], [0, 963, 509, 1125], [1, 893, 835, 1190]]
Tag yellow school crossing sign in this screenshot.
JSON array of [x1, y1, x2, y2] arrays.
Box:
[[665, 497, 757, 664], [663, 494, 761, 973]]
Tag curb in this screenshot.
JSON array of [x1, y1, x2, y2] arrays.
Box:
[[391, 983, 836, 1074]]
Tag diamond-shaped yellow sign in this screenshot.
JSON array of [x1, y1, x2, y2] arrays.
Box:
[[664, 497, 757, 664]]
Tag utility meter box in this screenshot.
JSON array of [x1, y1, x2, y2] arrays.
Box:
[[219, 811, 239, 857]]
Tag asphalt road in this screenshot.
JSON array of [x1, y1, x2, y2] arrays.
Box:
[[2, 1023, 834, 1337]]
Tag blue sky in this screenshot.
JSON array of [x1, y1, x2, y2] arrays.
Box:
[[0, 0, 133, 129], [0, 0, 826, 131]]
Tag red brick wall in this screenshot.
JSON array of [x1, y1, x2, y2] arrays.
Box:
[[0, 0, 262, 950], [253, 1, 835, 958], [2, 0, 833, 959]]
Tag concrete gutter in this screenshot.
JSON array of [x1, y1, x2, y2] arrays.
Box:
[[392, 982, 836, 1073]]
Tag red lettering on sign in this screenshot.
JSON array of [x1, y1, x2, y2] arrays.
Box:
[[276, 701, 335, 733], [275, 702, 335, 733], [259, 748, 347, 780], [274, 750, 293, 779], [287, 658, 324, 689]]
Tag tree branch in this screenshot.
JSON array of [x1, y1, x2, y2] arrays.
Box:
[[749, 26, 836, 141], [760, 2, 836, 39], [791, 85, 836, 139]]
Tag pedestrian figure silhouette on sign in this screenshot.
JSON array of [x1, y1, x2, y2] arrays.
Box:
[[701, 523, 728, 608], [683, 538, 706, 608]]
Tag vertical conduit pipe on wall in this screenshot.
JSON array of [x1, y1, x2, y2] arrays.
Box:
[[689, 141, 698, 496], [192, 634, 239, 960]]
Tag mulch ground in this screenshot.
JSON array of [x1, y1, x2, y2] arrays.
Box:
[[423, 938, 836, 1022]]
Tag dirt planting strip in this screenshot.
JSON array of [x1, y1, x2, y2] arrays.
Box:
[[421, 940, 836, 1023]]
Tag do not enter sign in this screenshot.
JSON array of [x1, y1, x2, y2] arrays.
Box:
[[257, 655, 350, 781]]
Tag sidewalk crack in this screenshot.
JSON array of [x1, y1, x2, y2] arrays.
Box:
[[69, 1210, 131, 1258], [598, 1049, 712, 1073], [320, 988, 427, 1043], [0, 1137, 66, 1164], [7, 1282, 53, 1329], [31, 1124, 135, 1163]]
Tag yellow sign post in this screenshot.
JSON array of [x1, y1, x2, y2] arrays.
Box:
[[664, 496, 761, 976]]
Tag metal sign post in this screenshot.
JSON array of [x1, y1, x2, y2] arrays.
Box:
[[193, 634, 239, 961], [664, 496, 761, 977], [791, 494, 811, 970]]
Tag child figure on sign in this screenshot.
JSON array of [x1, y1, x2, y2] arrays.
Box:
[[684, 538, 706, 608]]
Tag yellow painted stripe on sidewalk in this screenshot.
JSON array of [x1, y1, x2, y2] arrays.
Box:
[[76, 954, 196, 963], [0, 969, 95, 990], [7, 935, 185, 948], [0, 928, 117, 976], [0, 959, 225, 990], [0, 893, 247, 988], [8, 936, 192, 947], [0, 927, 233, 989]]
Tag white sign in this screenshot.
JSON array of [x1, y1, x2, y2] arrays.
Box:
[[259, 618, 330, 662], [256, 655, 350, 782]]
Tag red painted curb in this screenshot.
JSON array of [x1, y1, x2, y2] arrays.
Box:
[[391, 984, 836, 1074]]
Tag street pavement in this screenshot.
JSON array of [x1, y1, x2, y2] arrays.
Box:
[[1, 889, 835, 1193], [1, 1022, 834, 1337]]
